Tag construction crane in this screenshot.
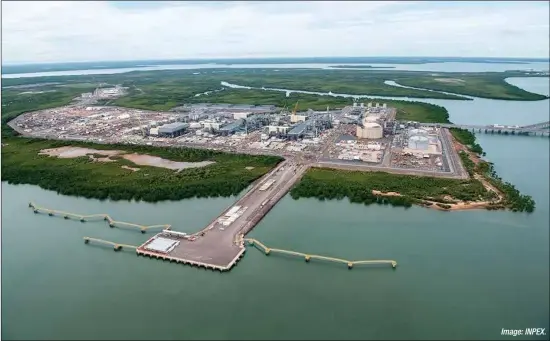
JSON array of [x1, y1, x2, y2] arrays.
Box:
[[290, 101, 300, 123], [292, 101, 299, 116]]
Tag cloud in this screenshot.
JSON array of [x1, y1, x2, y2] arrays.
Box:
[[2, 1, 549, 63]]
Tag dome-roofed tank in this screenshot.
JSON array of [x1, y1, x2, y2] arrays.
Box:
[[357, 122, 383, 139]]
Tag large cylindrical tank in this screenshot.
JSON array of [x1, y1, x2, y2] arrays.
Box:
[[408, 135, 430, 150], [358, 123, 383, 139]]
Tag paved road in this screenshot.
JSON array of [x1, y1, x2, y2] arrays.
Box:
[[152, 159, 308, 267], [313, 160, 468, 179], [440, 128, 468, 178]]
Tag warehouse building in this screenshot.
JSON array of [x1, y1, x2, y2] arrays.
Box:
[[218, 119, 245, 136], [158, 122, 188, 137]]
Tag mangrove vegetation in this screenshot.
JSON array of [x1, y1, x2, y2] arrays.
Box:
[[1, 137, 283, 202], [290, 168, 495, 209]]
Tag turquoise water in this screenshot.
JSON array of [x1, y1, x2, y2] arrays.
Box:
[[2, 74, 549, 340]]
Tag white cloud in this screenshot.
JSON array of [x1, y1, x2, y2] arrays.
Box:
[[2, 1, 549, 63]]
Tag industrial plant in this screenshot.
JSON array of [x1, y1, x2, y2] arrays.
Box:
[[9, 90, 465, 177]]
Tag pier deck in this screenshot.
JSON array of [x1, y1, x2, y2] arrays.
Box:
[[136, 159, 309, 270]]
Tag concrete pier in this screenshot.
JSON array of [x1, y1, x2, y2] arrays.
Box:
[[137, 160, 309, 270]]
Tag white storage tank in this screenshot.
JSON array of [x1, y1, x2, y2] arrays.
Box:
[[408, 135, 430, 150], [357, 122, 383, 139], [189, 122, 202, 129]]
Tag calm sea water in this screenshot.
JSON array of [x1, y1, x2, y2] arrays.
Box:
[[2, 61, 549, 78], [1, 72, 549, 340]]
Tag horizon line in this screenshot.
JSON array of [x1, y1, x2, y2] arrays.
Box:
[[3, 56, 550, 66]]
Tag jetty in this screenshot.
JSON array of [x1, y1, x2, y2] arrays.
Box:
[[30, 159, 398, 272], [28, 202, 170, 233], [136, 159, 309, 270]]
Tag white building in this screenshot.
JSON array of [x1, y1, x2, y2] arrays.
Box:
[[268, 126, 290, 134], [290, 114, 307, 123], [202, 121, 221, 130], [233, 112, 251, 120]]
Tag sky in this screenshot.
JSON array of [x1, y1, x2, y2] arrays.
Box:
[[2, 1, 549, 64]]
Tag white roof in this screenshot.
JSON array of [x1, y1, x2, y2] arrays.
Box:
[[363, 122, 381, 128], [145, 237, 178, 253]]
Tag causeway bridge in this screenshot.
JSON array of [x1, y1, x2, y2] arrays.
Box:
[[421, 121, 550, 136]]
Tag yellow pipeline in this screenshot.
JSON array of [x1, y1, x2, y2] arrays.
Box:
[[244, 238, 397, 269], [29, 202, 171, 232]]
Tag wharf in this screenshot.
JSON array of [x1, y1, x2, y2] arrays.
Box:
[[136, 159, 309, 271]]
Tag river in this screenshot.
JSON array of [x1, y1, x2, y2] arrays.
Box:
[[1, 72, 549, 340]]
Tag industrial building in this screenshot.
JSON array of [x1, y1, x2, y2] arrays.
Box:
[[158, 122, 188, 137], [233, 112, 251, 120], [267, 125, 291, 135], [218, 119, 245, 136], [286, 113, 333, 140], [290, 114, 308, 123], [202, 121, 222, 131]]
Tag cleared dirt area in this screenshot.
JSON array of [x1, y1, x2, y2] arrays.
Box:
[[123, 153, 214, 170], [40, 147, 121, 158], [434, 78, 465, 84], [372, 188, 501, 211], [39, 146, 215, 171]]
